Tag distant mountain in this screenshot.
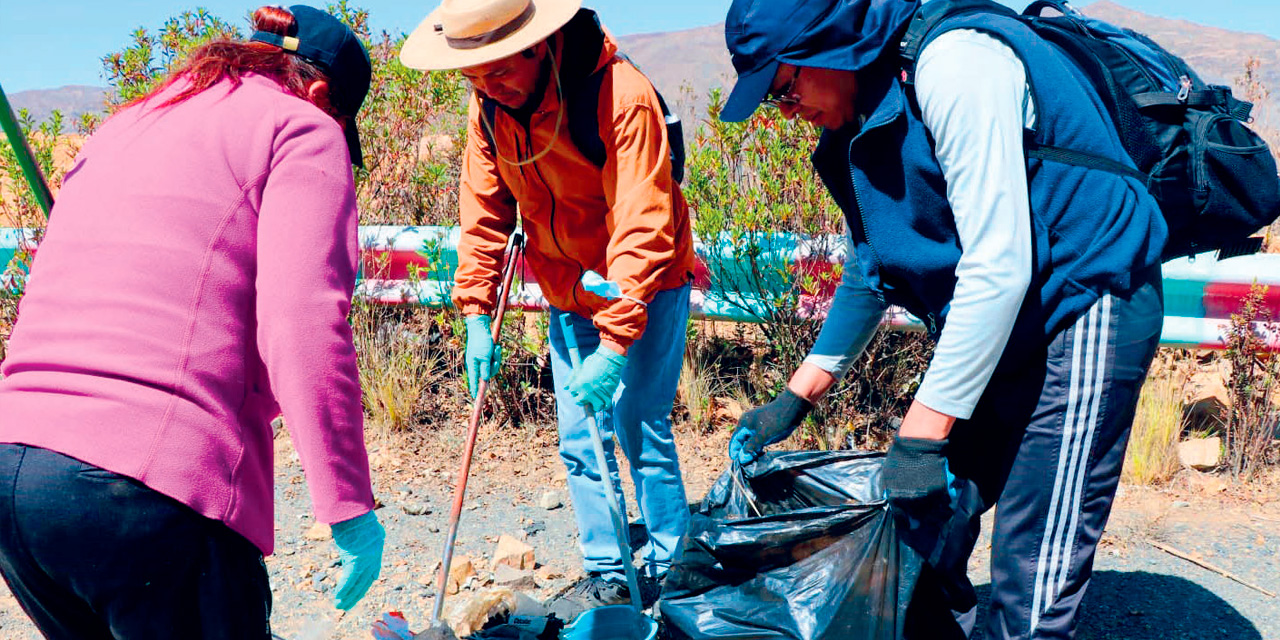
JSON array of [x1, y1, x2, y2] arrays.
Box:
[[618, 23, 734, 138], [7, 85, 106, 127], [12, 3, 1279, 137]]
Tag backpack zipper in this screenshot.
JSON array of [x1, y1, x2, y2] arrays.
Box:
[[1071, 19, 1164, 91], [1177, 75, 1193, 103], [1190, 112, 1221, 190]]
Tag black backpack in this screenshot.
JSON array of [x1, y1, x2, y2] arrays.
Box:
[[900, 0, 1280, 260]]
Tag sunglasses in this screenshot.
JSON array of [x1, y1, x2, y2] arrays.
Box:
[[763, 69, 801, 108]]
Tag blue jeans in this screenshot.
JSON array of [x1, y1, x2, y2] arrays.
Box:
[[548, 283, 691, 581]]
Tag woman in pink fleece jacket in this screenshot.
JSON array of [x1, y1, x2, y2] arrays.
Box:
[[0, 6, 383, 638]]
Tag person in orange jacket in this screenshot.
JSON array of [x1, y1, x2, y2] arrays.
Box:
[[401, 0, 696, 617]]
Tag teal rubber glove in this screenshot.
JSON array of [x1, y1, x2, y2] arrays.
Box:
[[566, 345, 627, 413], [464, 314, 503, 398], [331, 510, 385, 611]]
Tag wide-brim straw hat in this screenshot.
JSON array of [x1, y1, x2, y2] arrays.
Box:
[[400, 0, 583, 71]]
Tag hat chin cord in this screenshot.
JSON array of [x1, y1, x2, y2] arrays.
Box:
[[478, 51, 565, 167]]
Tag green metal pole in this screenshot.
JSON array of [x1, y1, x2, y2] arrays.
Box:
[[0, 80, 54, 219]]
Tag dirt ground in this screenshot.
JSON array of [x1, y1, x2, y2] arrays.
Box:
[[0, 418, 1277, 639]]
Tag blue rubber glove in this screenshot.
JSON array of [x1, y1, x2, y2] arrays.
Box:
[[331, 510, 385, 611], [728, 389, 813, 465], [565, 345, 626, 412], [464, 314, 503, 398]]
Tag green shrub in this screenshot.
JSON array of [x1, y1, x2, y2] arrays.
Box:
[[1223, 284, 1280, 480], [0, 109, 72, 353], [681, 91, 931, 450], [101, 8, 242, 109]]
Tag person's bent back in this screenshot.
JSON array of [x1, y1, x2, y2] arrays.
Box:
[[0, 6, 383, 638]]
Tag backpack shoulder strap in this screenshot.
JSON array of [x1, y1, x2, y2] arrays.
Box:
[[479, 97, 500, 152], [899, 0, 1018, 84], [564, 53, 685, 182], [612, 52, 685, 183], [565, 66, 610, 170]]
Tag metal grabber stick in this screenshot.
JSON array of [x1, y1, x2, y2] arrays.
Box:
[[430, 230, 525, 626], [558, 311, 643, 614]]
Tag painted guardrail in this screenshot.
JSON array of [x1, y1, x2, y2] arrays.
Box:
[[3, 225, 1278, 350], [354, 226, 1280, 351]]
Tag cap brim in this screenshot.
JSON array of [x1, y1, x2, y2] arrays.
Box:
[[720, 59, 779, 123], [399, 0, 582, 71], [345, 122, 364, 169]]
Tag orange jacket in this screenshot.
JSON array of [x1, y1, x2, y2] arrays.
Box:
[[452, 14, 695, 353]]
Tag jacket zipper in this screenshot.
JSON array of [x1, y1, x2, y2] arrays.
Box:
[[848, 119, 938, 335], [847, 139, 887, 307], [516, 111, 587, 306]]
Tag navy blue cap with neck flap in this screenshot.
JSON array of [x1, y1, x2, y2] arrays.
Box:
[[722, 0, 920, 122]]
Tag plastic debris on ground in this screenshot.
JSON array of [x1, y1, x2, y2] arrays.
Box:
[[560, 604, 656, 640], [369, 609, 564, 640], [658, 450, 924, 640], [371, 612, 421, 640]]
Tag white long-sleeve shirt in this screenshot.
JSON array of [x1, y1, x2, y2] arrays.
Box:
[[803, 28, 1036, 420]]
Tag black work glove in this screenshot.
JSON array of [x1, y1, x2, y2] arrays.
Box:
[[882, 435, 953, 511], [884, 435, 976, 586], [728, 389, 813, 465]]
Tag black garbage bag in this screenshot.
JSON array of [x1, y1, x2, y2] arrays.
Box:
[[658, 450, 923, 640]]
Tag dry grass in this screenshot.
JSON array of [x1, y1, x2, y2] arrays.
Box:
[[1124, 376, 1187, 485], [354, 305, 448, 441], [677, 352, 717, 432]]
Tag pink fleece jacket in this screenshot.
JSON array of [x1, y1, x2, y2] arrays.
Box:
[[0, 74, 374, 555]]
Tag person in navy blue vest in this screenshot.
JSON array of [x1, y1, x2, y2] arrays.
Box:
[[720, 0, 1168, 638]]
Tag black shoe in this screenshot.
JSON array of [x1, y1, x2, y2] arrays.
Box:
[[638, 572, 664, 609], [547, 574, 631, 621], [628, 522, 650, 553]]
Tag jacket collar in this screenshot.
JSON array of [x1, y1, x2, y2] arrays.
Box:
[[850, 66, 905, 141]]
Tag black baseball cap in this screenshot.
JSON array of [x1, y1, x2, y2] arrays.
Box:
[[251, 4, 372, 167]]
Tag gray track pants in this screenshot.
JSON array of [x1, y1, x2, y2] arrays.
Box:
[[905, 266, 1164, 640]]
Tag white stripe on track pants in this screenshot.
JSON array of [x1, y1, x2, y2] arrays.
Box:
[[903, 265, 1164, 640]]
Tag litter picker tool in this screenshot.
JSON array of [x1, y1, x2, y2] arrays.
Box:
[[557, 283, 643, 615], [554, 299, 659, 640], [429, 230, 525, 629], [0, 80, 54, 219]]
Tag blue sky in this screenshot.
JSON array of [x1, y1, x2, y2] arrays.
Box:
[[2, 0, 1278, 93]]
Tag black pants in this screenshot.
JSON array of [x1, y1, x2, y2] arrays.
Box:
[[906, 267, 1164, 640], [0, 444, 272, 640]]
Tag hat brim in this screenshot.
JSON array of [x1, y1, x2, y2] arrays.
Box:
[[400, 0, 583, 71], [720, 59, 780, 123], [345, 122, 364, 168]]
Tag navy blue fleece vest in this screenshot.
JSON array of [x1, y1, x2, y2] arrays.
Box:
[[812, 13, 1166, 343]]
